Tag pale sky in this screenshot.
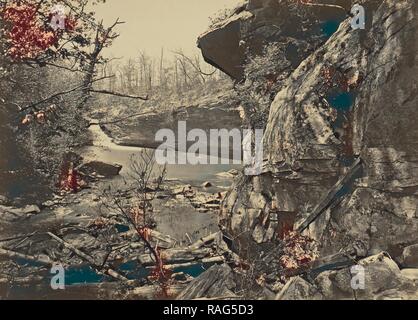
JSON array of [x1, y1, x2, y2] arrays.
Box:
[[94, 0, 241, 59]]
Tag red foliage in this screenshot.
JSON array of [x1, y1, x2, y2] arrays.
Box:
[[149, 248, 172, 282], [279, 231, 319, 271], [59, 163, 84, 193], [2, 2, 76, 60], [148, 246, 173, 297], [131, 222, 173, 298], [64, 16, 77, 32], [321, 66, 363, 93], [321, 65, 349, 91], [3, 2, 55, 59]]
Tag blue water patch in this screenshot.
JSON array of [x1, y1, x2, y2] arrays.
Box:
[[14, 258, 105, 286], [321, 20, 341, 38], [338, 156, 356, 168], [15, 257, 45, 268], [119, 260, 150, 280], [118, 260, 214, 280], [65, 265, 104, 285], [115, 224, 130, 233], [14, 255, 217, 287], [8, 182, 25, 198], [173, 262, 215, 277], [335, 184, 350, 198], [326, 92, 355, 111]]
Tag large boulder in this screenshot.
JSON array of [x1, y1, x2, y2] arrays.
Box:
[[277, 253, 418, 300], [79, 161, 122, 177], [198, 0, 353, 80], [197, 2, 251, 80], [400, 244, 418, 268]]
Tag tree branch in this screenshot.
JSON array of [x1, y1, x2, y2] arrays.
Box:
[[89, 89, 149, 101], [19, 76, 115, 112], [88, 110, 155, 126]]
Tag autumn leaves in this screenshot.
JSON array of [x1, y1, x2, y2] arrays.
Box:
[[2, 2, 76, 60]]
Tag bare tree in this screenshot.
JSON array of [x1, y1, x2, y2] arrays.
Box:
[[103, 150, 171, 292]]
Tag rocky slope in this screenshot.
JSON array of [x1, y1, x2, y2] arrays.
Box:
[[197, 0, 418, 299]]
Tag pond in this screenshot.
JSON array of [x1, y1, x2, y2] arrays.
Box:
[[82, 124, 242, 189]]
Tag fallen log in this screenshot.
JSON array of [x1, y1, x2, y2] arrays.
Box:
[[148, 256, 225, 270], [295, 157, 363, 233], [150, 230, 178, 247], [122, 229, 177, 248], [187, 232, 219, 250], [47, 232, 95, 265], [47, 232, 129, 282], [127, 283, 187, 300], [138, 247, 213, 266], [0, 247, 53, 266], [0, 275, 45, 285], [0, 232, 38, 243]]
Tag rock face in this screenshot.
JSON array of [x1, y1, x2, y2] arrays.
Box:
[[400, 244, 418, 268], [277, 253, 418, 300], [209, 0, 418, 268], [101, 88, 242, 151], [198, 0, 352, 80]]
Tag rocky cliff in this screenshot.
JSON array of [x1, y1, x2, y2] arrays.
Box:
[[198, 0, 353, 80], [199, 0, 418, 268]]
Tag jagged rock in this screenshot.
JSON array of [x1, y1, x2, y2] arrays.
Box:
[[42, 200, 56, 208], [202, 181, 212, 188], [315, 253, 418, 300], [0, 195, 8, 205], [79, 161, 122, 177], [277, 253, 418, 300], [401, 244, 418, 268], [276, 276, 323, 300], [401, 269, 418, 282], [0, 204, 41, 221], [62, 232, 101, 252], [219, 0, 418, 261], [252, 224, 266, 244], [198, 3, 251, 79], [176, 264, 237, 300], [198, 0, 352, 80], [22, 205, 41, 215], [171, 272, 192, 282]]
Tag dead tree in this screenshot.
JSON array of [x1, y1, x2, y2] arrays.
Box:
[[79, 18, 124, 106], [173, 51, 217, 84], [103, 150, 170, 290]]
